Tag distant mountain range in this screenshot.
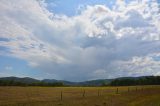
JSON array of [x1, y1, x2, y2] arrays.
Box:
[[0, 77, 40, 84], [42, 78, 113, 86], [0, 76, 113, 86], [0, 76, 159, 86]]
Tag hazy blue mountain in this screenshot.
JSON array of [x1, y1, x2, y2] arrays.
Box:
[[0, 76, 157, 86], [0, 77, 112, 86], [0, 76, 40, 84]]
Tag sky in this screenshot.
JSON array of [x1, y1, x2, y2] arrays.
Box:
[[0, 0, 160, 81]]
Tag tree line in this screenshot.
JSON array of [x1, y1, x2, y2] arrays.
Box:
[[0, 80, 64, 87], [110, 76, 160, 86]]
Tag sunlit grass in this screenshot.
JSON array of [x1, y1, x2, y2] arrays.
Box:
[[0, 85, 160, 106]]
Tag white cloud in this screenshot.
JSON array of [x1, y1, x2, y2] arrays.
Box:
[[112, 53, 160, 77], [0, 0, 160, 81], [5, 66, 13, 71]]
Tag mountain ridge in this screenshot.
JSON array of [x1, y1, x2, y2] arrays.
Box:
[[1, 76, 158, 86]]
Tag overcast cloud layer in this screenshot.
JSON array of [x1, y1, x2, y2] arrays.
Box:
[[0, 0, 160, 81]]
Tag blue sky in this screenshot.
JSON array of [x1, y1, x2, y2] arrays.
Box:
[[0, 0, 160, 81], [45, 0, 115, 16], [46, 0, 160, 16]]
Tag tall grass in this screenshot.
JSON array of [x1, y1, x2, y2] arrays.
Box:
[[0, 85, 160, 106]]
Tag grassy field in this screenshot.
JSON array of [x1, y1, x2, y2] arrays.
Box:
[[0, 86, 160, 106]]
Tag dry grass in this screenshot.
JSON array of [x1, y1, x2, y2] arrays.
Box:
[[0, 85, 160, 106]]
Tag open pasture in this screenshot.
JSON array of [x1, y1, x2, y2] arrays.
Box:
[[0, 86, 160, 106]]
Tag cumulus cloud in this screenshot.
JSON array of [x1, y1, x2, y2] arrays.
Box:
[[0, 0, 160, 81], [112, 53, 160, 77], [5, 66, 13, 71]]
